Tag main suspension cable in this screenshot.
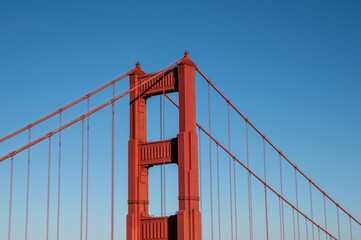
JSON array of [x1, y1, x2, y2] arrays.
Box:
[[0, 72, 130, 144], [164, 93, 338, 240], [1, 60, 181, 163], [195, 66, 361, 227]]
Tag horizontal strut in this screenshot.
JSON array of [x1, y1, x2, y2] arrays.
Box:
[[139, 138, 178, 166]]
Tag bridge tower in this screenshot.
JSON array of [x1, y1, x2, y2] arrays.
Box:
[[127, 52, 201, 240]]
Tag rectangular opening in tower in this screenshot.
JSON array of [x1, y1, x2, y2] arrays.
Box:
[[146, 93, 179, 143], [148, 164, 179, 217]]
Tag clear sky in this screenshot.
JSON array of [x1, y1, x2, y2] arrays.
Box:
[[0, 1, 360, 239]]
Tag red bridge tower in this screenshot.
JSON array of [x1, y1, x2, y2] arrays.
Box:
[[127, 52, 202, 240]]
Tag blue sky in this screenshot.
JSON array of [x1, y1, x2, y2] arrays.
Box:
[[0, 1, 360, 239]]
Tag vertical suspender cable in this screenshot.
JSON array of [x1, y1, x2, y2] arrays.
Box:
[[8, 156, 14, 240], [306, 218, 309, 240], [86, 98, 90, 240], [233, 159, 238, 240], [229, 104, 238, 240], [199, 128, 202, 214], [160, 95, 163, 216], [111, 84, 115, 240], [279, 154, 285, 240], [46, 137, 51, 240], [246, 122, 253, 240], [323, 194, 328, 240], [263, 138, 269, 240], [57, 113, 62, 240], [162, 91, 166, 218], [25, 129, 31, 240], [318, 228, 320, 240], [278, 154, 283, 240], [208, 83, 214, 240], [199, 127, 203, 238], [227, 104, 233, 240], [295, 168, 300, 240], [350, 217, 353, 240], [279, 198, 283, 240], [80, 119, 84, 240], [216, 145, 221, 240], [310, 181, 314, 240], [162, 88, 167, 238], [336, 207, 340, 240], [293, 209, 296, 240]]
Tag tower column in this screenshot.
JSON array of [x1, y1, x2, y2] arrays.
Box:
[[127, 64, 148, 240], [177, 53, 202, 240], [127, 53, 201, 240]]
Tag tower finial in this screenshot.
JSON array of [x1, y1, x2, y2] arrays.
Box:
[[184, 51, 189, 59], [135, 61, 141, 69]]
